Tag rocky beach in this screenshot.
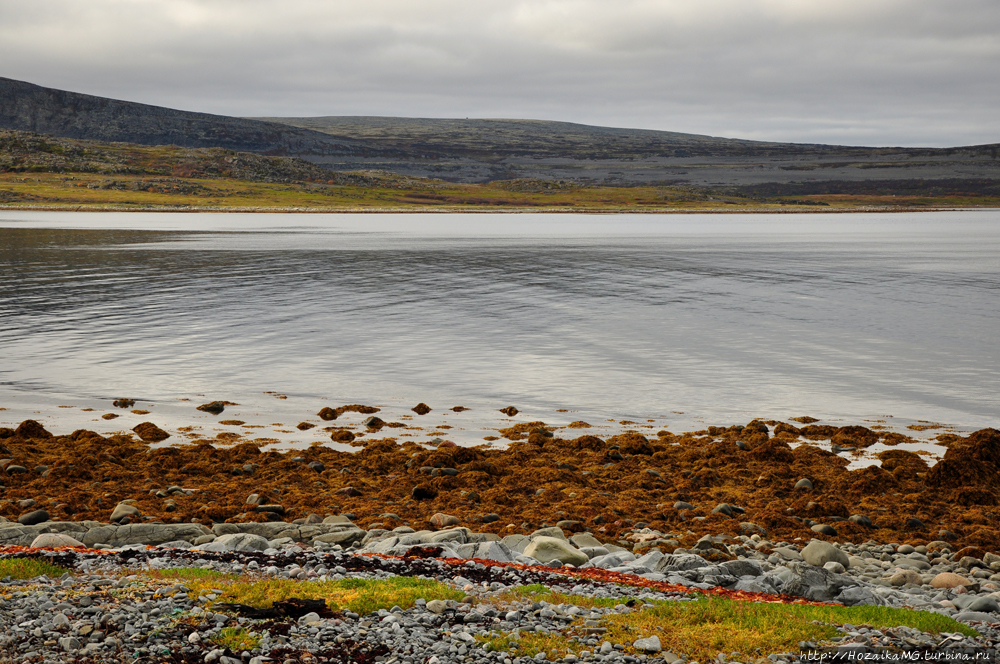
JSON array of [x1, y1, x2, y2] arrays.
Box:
[[2, 411, 1000, 662]]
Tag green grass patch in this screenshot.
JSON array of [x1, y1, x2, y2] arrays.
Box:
[[0, 557, 71, 580], [191, 575, 463, 616], [480, 595, 977, 661], [598, 597, 976, 660], [212, 626, 261, 651]]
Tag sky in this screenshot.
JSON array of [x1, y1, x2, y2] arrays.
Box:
[[1, 0, 998, 147]]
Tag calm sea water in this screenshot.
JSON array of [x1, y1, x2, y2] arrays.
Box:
[[0, 210, 997, 451]]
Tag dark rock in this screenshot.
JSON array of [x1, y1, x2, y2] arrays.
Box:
[[556, 519, 584, 532], [412, 403, 432, 415], [4, 465, 27, 475], [811, 524, 838, 536], [112, 398, 136, 408], [674, 501, 695, 510], [848, 514, 873, 528], [411, 484, 438, 500], [905, 517, 926, 530], [296, 422, 316, 430], [499, 406, 519, 416], [18, 509, 50, 526], [362, 416, 385, 429], [197, 401, 225, 415], [308, 461, 325, 472], [481, 513, 500, 523], [712, 503, 735, 517], [336, 486, 363, 497], [255, 504, 285, 515], [318, 407, 338, 421]]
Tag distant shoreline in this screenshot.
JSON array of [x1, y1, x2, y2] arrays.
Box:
[[1, 204, 988, 214]]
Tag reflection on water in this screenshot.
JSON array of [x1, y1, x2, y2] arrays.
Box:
[[0, 211, 998, 445]]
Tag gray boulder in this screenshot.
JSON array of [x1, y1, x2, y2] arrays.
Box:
[[529, 526, 567, 540], [801, 540, 850, 569], [30, 533, 84, 548], [720, 559, 763, 577], [523, 536, 588, 566], [198, 533, 270, 552], [761, 561, 858, 602], [654, 554, 711, 573]]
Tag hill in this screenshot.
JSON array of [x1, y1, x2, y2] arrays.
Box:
[[0, 76, 390, 158], [1, 76, 998, 194]]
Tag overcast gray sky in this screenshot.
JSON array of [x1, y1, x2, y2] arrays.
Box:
[[1, 0, 998, 147]]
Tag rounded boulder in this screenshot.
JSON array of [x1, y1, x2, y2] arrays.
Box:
[[801, 539, 850, 569], [522, 536, 589, 567]]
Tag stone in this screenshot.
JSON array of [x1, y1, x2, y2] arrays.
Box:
[[795, 478, 814, 490], [802, 540, 850, 569], [18, 509, 49, 526], [200, 533, 270, 552], [308, 461, 325, 473], [30, 533, 84, 548], [654, 553, 711, 572], [523, 536, 589, 566], [773, 546, 804, 562], [823, 561, 846, 574], [197, 401, 226, 415], [811, 524, 838, 536], [426, 599, 448, 614], [890, 569, 922, 586], [474, 541, 515, 563], [633, 636, 661, 653], [317, 407, 337, 421], [110, 503, 139, 522], [313, 529, 366, 547], [336, 486, 362, 497], [430, 513, 461, 529], [673, 501, 695, 510], [955, 611, 998, 623], [849, 514, 873, 528], [570, 533, 603, 548], [412, 403, 432, 415], [4, 464, 27, 474], [530, 526, 568, 540], [711, 503, 734, 517], [411, 485, 438, 500]]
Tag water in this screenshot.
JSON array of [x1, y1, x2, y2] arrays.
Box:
[[1, 210, 998, 458]]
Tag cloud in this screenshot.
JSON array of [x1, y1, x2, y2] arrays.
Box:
[[0, 0, 997, 146]]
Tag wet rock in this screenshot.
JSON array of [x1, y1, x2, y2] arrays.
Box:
[[197, 401, 226, 415], [411, 484, 438, 500], [132, 422, 170, 442], [430, 513, 461, 529], [362, 416, 385, 429], [112, 398, 136, 408], [499, 406, 519, 416], [18, 509, 50, 526], [811, 524, 838, 536], [523, 536, 589, 566], [30, 533, 84, 548], [307, 461, 325, 472], [711, 503, 734, 517], [795, 478, 814, 490], [296, 422, 316, 430], [317, 407, 337, 421], [412, 403, 432, 415]]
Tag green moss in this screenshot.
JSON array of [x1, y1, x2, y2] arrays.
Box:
[[0, 557, 71, 580]]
